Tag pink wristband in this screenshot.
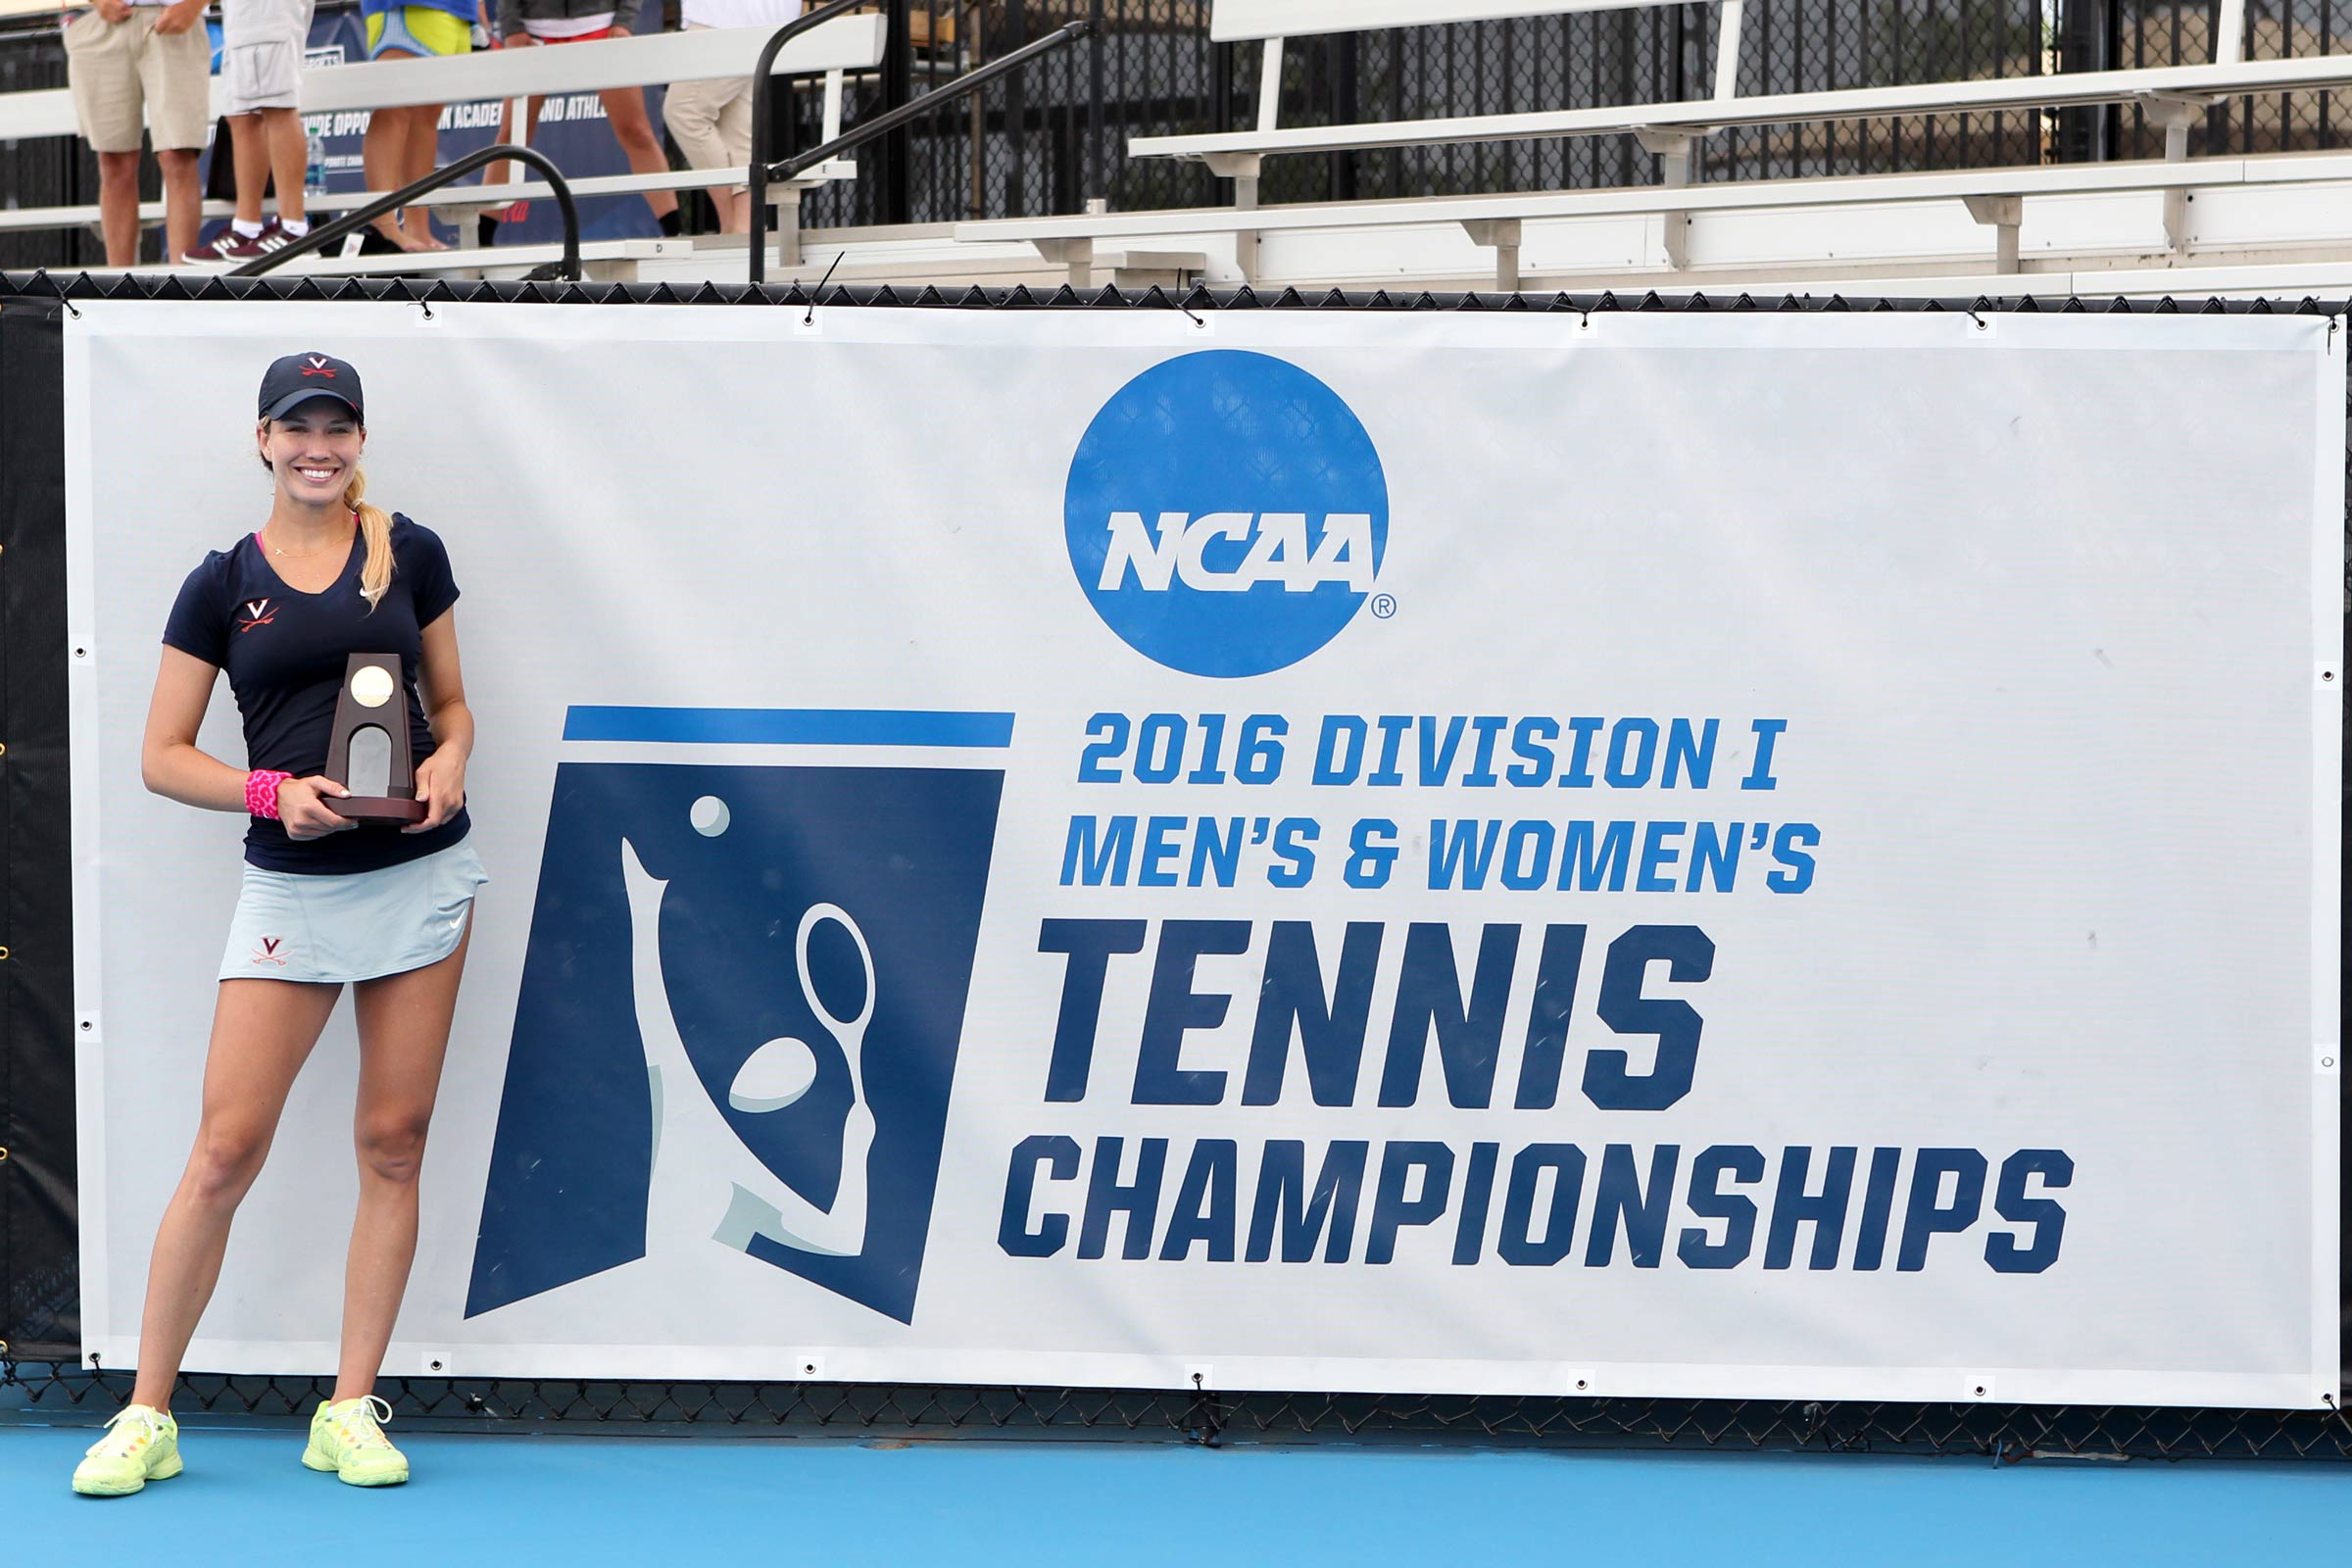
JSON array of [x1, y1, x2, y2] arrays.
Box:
[[246, 769, 293, 820]]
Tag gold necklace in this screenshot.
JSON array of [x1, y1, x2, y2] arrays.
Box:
[[263, 514, 358, 559]]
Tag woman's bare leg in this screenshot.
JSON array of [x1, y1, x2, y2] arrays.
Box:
[[361, 56, 418, 249], [334, 917, 471, 1399], [402, 106, 450, 249], [600, 83, 678, 225], [128, 978, 345, 1409]]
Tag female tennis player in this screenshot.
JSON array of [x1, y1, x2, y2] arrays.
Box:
[[72, 352, 485, 1496]]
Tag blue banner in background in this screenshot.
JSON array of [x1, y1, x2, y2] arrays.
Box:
[[202, 0, 663, 248]]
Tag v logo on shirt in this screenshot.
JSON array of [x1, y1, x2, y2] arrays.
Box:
[[237, 599, 277, 633]]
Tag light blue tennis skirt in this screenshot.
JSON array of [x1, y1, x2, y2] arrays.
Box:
[[220, 839, 488, 983]]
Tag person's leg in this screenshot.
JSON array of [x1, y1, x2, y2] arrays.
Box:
[[335, 917, 471, 1397], [361, 6, 432, 246], [474, 90, 542, 246], [716, 83, 756, 234], [127, 978, 345, 1409], [155, 147, 202, 266], [66, 7, 143, 263], [227, 114, 268, 226], [360, 74, 416, 247], [600, 84, 677, 226], [138, 6, 212, 261], [262, 106, 308, 227], [661, 74, 739, 233], [95, 149, 142, 266], [401, 103, 448, 249]]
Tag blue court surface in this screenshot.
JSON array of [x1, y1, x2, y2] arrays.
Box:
[[4, 1413, 2345, 1565]]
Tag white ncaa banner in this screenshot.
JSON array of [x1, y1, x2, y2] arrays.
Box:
[[66, 302, 2340, 1406]]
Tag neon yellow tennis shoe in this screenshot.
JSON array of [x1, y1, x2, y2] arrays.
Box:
[[71, 1403, 181, 1496], [303, 1395, 410, 1487]]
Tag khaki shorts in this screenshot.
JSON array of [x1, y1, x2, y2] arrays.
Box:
[[662, 72, 755, 187], [63, 8, 212, 155], [222, 0, 318, 115]]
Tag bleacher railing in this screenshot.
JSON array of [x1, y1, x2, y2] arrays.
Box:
[[751, 8, 1092, 279], [224, 141, 583, 278]]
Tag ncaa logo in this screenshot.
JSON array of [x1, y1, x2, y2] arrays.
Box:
[[466, 708, 1004, 1324], [1065, 350, 1389, 678]]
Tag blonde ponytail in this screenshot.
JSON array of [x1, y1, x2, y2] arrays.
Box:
[[342, 468, 394, 611]]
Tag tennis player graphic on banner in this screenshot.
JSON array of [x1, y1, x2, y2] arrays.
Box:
[[467, 735, 1004, 1325]]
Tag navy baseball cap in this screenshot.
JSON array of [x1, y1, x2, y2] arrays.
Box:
[[258, 352, 365, 424]]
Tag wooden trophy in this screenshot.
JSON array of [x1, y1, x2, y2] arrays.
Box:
[[322, 653, 426, 825]]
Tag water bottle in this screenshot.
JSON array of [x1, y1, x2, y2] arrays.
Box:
[[304, 125, 328, 199]]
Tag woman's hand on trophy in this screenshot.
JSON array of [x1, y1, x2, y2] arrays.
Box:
[[406, 751, 466, 834], [280, 776, 358, 840]]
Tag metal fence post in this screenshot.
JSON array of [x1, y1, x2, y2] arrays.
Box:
[[1004, 0, 1029, 216], [1087, 0, 1106, 208], [1331, 31, 1357, 202], [2056, 0, 2114, 164], [883, 0, 911, 224]]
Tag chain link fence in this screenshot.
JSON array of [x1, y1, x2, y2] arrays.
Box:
[[2108, 0, 2352, 158]]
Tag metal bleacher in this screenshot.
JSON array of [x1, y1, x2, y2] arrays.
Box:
[[10, 0, 2352, 297], [0, 14, 885, 280], [938, 0, 2352, 297]]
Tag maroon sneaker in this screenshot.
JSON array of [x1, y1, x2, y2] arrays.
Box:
[[222, 218, 306, 261], [180, 226, 250, 266]]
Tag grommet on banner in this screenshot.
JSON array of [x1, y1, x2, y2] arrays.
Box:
[[60, 297, 80, 319], [416, 299, 435, 322], [0, 947, 10, 961]]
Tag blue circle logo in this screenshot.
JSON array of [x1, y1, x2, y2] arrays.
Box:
[[1064, 351, 1389, 678]]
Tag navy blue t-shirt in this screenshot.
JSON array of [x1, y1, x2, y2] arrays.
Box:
[[162, 514, 471, 874]]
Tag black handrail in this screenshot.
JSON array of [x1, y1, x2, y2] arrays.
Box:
[[750, 17, 1094, 285], [746, 0, 876, 288], [228, 143, 582, 280]]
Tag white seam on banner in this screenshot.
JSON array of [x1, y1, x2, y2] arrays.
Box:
[[62, 318, 112, 1361], [2306, 318, 2345, 1403]]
